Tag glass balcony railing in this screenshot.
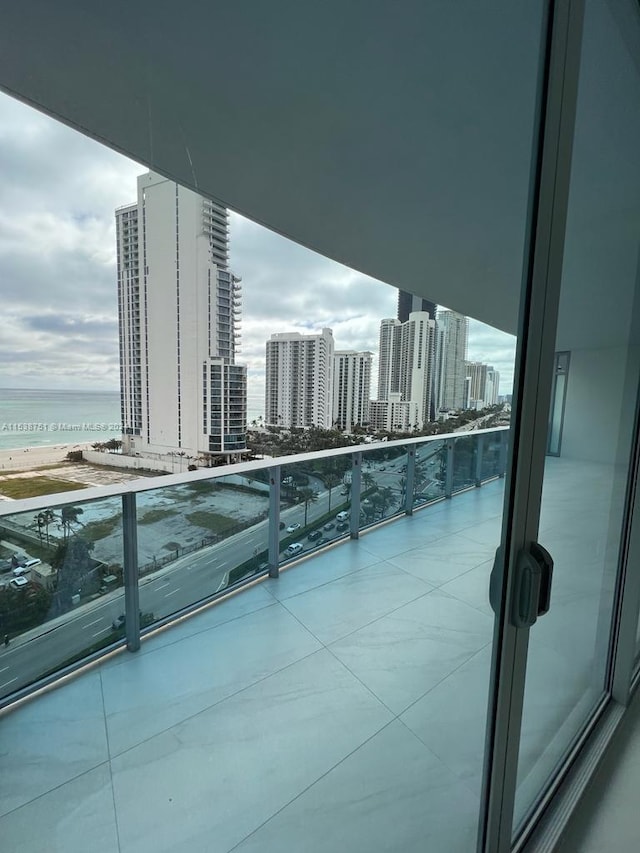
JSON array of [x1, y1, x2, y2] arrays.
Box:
[[0, 426, 507, 705]]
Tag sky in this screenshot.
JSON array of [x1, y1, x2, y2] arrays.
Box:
[[0, 92, 516, 411]]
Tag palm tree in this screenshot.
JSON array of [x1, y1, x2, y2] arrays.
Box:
[[362, 472, 376, 494], [36, 512, 45, 543], [42, 508, 56, 544], [60, 505, 84, 542], [297, 487, 318, 527], [377, 487, 395, 519], [325, 473, 341, 511]]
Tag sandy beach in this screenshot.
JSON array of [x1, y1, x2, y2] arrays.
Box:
[[0, 443, 94, 473]]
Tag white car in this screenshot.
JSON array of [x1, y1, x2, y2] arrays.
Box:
[[284, 542, 303, 558], [12, 566, 30, 577], [9, 576, 28, 589], [286, 523, 301, 533]]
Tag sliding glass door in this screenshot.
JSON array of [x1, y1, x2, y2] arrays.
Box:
[[479, 0, 640, 849]]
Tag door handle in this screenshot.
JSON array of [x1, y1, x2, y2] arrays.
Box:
[[489, 542, 554, 628], [512, 542, 554, 628]]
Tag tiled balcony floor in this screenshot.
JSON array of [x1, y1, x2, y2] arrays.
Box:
[[0, 459, 617, 853]]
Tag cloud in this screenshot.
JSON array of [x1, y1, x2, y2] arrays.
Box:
[[0, 91, 515, 406]]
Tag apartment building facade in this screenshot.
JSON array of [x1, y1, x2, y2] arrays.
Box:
[[466, 361, 501, 409], [332, 350, 372, 431], [116, 172, 247, 461], [373, 311, 436, 432], [435, 309, 469, 413], [265, 328, 334, 428]]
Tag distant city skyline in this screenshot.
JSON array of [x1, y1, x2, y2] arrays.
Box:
[[0, 92, 517, 408]]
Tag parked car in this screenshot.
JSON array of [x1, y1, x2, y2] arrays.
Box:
[[335, 511, 349, 522], [284, 543, 303, 558], [286, 522, 301, 533], [12, 566, 30, 577], [315, 538, 329, 547], [323, 522, 335, 531], [9, 576, 28, 589], [0, 560, 12, 574], [307, 530, 322, 541], [336, 521, 349, 532]]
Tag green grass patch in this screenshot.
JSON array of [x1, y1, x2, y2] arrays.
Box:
[[0, 476, 87, 499], [139, 508, 178, 525], [185, 510, 237, 535], [82, 514, 122, 541]]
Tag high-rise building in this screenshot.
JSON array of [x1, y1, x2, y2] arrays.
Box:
[[332, 351, 372, 432], [466, 361, 489, 405], [397, 290, 437, 323], [373, 311, 435, 431], [377, 318, 402, 400], [465, 361, 501, 409], [398, 312, 436, 426], [485, 367, 500, 406], [265, 329, 334, 428], [116, 171, 247, 461], [435, 310, 469, 412]]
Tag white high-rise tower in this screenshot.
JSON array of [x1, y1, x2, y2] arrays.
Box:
[[116, 172, 247, 462], [333, 351, 372, 431], [435, 310, 469, 412], [265, 328, 335, 428], [371, 311, 435, 432]]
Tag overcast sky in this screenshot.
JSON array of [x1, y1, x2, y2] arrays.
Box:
[[0, 92, 516, 410]]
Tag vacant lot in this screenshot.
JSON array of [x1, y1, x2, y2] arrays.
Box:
[[0, 476, 87, 499]]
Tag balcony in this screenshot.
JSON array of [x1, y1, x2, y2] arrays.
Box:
[[4, 426, 611, 851], [0, 435, 508, 851]]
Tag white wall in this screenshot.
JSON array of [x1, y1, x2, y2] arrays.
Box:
[[559, 345, 640, 466], [83, 450, 178, 474]]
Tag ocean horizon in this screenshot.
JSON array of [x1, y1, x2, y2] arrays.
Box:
[[0, 387, 263, 451]]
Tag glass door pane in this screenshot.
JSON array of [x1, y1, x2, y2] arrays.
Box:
[[514, 0, 640, 830]]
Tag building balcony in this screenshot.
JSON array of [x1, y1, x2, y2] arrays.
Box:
[[2, 427, 627, 850], [0, 430, 518, 849]]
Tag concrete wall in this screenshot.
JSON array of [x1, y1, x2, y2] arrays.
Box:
[[83, 450, 178, 474]]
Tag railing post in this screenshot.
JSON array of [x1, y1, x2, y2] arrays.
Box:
[[122, 492, 140, 652], [404, 446, 416, 515], [268, 465, 281, 578], [498, 430, 508, 478], [445, 438, 454, 499], [475, 434, 485, 487], [350, 452, 362, 540]]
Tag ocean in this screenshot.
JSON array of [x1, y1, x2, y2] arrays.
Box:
[[0, 388, 264, 451], [0, 388, 122, 450]]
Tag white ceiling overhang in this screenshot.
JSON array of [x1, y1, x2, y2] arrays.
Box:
[[0, 1, 548, 334]]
